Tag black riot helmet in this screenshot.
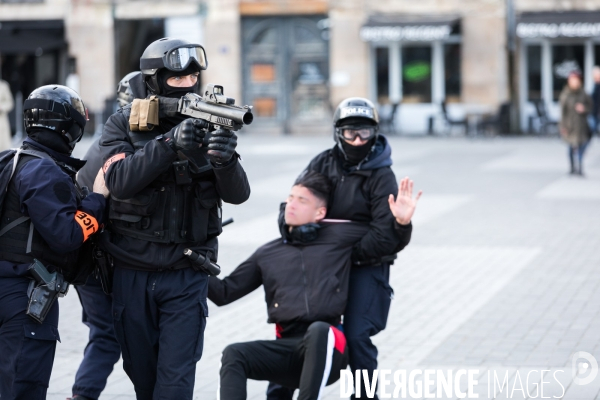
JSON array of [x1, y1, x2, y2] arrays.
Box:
[[332, 97, 380, 165], [23, 85, 88, 151], [116, 71, 141, 107], [140, 38, 208, 95]]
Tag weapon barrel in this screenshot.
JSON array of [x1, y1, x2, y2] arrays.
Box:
[[192, 100, 253, 126]]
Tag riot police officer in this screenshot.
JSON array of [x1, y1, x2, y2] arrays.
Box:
[[98, 38, 250, 399], [0, 85, 106, 399], [68, 72, 142, 400], [269, 97, 420, 399]]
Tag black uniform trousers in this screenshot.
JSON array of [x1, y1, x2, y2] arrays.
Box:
[[267, 264, 393, 400], [72, 274, 122, 399], [0, 276, 60, 400], [344, 264, 393, 399], [221, 321, 348, 400], [111, 266, 208, 400]]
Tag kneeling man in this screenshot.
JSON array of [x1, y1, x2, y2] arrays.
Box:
[[209, 171, 369, 400]]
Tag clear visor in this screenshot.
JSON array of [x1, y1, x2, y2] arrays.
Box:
[[341, 126, 376, 141], [166, 46, 208, 71]]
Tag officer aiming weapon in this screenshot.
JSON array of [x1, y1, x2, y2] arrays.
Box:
[[26, 259, 69, 323], [177, 84, 253, 131]]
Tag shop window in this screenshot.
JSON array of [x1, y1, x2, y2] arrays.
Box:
[[253, 98, 277, 117], [552, 44, 584, 101], [527, 45, 542, 101], [444, 44, 461, 103], [375, 47, 390, 104], [402, 46, 432, 103]]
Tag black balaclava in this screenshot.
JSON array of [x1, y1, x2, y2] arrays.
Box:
[[339, 138, 376, 165], [27, 128, 73, 155], [156, 64, 200, 98]]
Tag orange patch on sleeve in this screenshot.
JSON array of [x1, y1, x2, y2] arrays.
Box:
[[74, 211, 99, 242], [102, 153, 126, 174]]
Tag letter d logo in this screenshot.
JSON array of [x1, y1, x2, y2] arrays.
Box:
[[572, 351, 598, 385]]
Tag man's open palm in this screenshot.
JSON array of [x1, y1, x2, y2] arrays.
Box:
[[388, 177, 422, 225]]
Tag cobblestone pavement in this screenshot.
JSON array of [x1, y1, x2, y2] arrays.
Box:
[[45, 135, 600, 399]]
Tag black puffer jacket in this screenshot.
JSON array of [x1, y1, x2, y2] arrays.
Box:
[[305, 135, 411, 266], [208, 222, 369, 337], [99, 107, 250, 270]]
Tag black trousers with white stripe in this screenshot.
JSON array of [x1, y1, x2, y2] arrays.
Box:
[[219, 321, 348, 400]]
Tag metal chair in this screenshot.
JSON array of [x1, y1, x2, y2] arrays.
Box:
[[441, 101, 468, 135], [531, 99, 559, 136], [379, 102, 399, 135]]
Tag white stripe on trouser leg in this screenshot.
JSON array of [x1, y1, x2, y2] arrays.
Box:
[[317, 328, 336, 400]]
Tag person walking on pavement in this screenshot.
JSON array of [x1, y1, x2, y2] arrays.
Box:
[[0, 85, 106, 400], [560, 70, 593, 176], [0, 77, 14, 150], [98, 38, 250, 399], [591, 66, 600, 136]]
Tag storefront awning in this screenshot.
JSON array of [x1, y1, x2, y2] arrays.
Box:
[[360, 14, 460, 42], [517, 11, 600, 39], [0, 20, 66, 54]]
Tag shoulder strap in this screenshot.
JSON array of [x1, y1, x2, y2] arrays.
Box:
[[0, 148, 54, 239]]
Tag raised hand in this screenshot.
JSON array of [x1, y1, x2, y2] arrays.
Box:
[[388, 177, 422, 225]]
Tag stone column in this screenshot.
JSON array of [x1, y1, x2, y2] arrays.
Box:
[[65, 2, 115, 114], [203, 0, 242, 103], [329, 1, 369, 107]]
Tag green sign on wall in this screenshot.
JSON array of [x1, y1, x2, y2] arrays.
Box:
[[404, 62, 431, 82]]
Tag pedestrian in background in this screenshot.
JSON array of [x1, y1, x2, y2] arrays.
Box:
[[0, 78, 14, 151], [559, 70, 592, 176], [591, 66, 600, 136]]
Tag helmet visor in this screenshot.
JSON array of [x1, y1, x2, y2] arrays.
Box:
[[341, 126, 377, 141], [165, 46, 207, 71]]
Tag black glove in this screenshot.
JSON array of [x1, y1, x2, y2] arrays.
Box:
[[164, 118, 207, 150], [156, 96, 180, 118], [207, 128, 237, 164]]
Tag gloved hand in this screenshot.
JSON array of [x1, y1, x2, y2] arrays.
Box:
[[207, 128, 237, 164], [164, 118, 207, 150]]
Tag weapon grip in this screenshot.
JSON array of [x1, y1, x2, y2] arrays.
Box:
[[28, 259, 55, 284]]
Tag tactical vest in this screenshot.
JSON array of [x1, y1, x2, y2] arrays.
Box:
[[107, 108, 222, 244], [0, 151, 82, 271]]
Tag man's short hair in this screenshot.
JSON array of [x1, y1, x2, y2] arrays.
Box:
[[294, 170, 331, 207]]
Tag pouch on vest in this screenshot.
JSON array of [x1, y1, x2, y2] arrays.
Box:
[[129, 96, 159, 132]]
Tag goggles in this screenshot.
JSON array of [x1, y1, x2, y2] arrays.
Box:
[[141, 45, 208, 72], [340, 126, 377, 141]]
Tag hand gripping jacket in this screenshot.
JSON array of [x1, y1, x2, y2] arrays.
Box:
[[106, 106, 222, 245], [0, 151, 88, 278]]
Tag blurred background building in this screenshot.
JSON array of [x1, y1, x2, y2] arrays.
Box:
[[1, 0, 599, 136]]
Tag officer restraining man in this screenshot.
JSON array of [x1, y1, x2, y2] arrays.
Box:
[[98, 38, 251, 399], [69, 69, 203, 400], [0, 85, 106, 399], [269, 98, 421, 399], [67, 72, 140, 400]]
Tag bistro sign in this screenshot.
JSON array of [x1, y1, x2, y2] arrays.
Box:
[[517, 22, 600, 39], [360, 24, 453, 42]]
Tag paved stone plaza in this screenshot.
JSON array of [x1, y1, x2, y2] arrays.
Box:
[[46, 134, 600, 399]]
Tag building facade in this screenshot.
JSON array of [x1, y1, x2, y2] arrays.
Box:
[[1, 0, 600, 135]]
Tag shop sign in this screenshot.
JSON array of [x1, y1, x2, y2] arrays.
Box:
[[360, 24, 452, 42], [517, 22, 600, 39]]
